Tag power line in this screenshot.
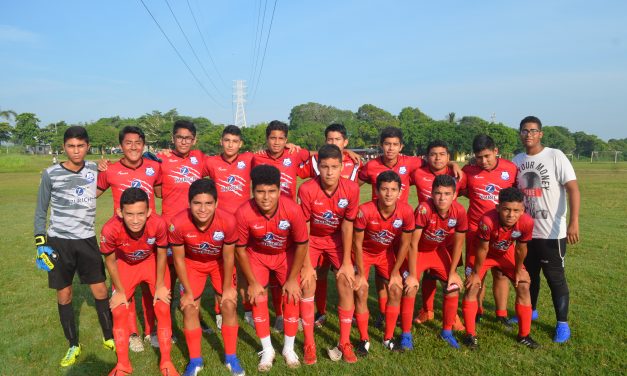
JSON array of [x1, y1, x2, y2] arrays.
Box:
[[185, 0, 227, 88], [251, 0, 278, 103], [249, 0, 268, 97], [248, 0, 264, 85], [138, 0, 224, 107], [163, 0, 225, 99]]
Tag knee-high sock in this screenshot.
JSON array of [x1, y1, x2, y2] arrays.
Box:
[[112, 304, 131, 367], [222, 325, 239, 356], [271, 286, 283, 317], [355, 311, 369, 341], [462, 300, 478, 336], [384, 305, 400, 340], [141, 286, 156, 335], [422, 278, 437, 312], [378, 296, 388, 316], [315, 278, 328, 315], [215, 298, 221, 315], [338, 306, 354, 345], [58, 303, 78, 347], [442, 295, 458, 331], [243, 300, 253, 312], [127, 298, 139, 335], [184, 327, 202, 359], [252, 295, 270, 339], [516, 303, 532, 337], [154, 301, 172, 363], [94, 298, 113, 340], [283, 296, 300, 337], [401, 296, 415, 333], [300, 296, 315, 346]]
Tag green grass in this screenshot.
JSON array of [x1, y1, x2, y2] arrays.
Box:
[[1, 157, 626, 375]]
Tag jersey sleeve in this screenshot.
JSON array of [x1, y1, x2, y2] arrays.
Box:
[[477, 215, 493, 241], [235, 206, 250, 247], [34, 169, 52, 237], [455, 204, 469, 232], [153, 163, 162, 186], [222, 212, 239, 245], [456, 171, 467, 195], [518, 214, 534, 243], [459, 165, 471, 192], [402, 205, 415, 232], [358, 162, 370, 183], [289, 202, 309, 244], [297, 184, 312, 220], [99, 221, 118, 255], [414, 203, 429, 229], [202, 155, 214, 178], [354, 205, 368, 231], [97, 168, 110, 191], [167, 217, 185, 246], [554, 149, 577, 185], [154, 216, 169, 248], [297, 157, 314, 179], [344, 183, 360, 221]]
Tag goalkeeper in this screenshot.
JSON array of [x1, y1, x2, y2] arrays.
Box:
[[34, 126, 114, 368]]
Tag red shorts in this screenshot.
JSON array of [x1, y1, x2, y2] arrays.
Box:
[[181, 258, 235, 300], [309, 235, 343, 270], [360, 250, 396, 280], [465, 229, 478, 272], [416, 248, 452, 282], [114, 256, 171, 300], [247, 250, 297, 287], [477, 251, 525, 281]]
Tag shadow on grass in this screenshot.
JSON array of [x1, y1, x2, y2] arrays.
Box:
[[64, 353, 115, 376]]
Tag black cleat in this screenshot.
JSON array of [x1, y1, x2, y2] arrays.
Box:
[[496, 316, 514, 331], [463, 334, 479, 350], [517, 335, 540, 349], [475, 313, 483, 323], [355, 339, 370, 356]]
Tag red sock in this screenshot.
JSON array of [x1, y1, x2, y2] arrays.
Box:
[[300, 296, 315, 346], [495, 309, 507, 318], [516, 303, 532, 337], [422, 277, 437, 312], [355, 311, 369, 341], [462, 300, 478, 336], [283, 296, 300, 337], [112, 304, 131, 367], [401, 296, 415, 333], [154, 301, 172, 362], [338, 307, 354, 345], [215, 299, 221, 315], [252, 295, 270, 338], [221, 325, 239, 355], [271, 286, 283, 317], [127, 298, 138, 335], [378, 296, 388, 316], [184, 327, 202, 359], [384, 305, 400, 340], [141, 286, 156, 335], [243, 300, 252, 312], [442, 295, 458, 331], [315, 278, 328, 315], [477, 305, 484, 315]]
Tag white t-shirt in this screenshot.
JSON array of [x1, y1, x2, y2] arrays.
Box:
[[512, 147, 577, 239]]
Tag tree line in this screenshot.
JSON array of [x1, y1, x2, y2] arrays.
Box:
[[1, 104, 625, 159]]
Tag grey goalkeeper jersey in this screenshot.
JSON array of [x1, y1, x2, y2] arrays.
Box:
[[34, 162, 98, 239]]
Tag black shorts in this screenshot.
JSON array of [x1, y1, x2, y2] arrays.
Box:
[[47, 236, 106, 289]]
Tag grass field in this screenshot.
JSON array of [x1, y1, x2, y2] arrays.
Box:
[[1, 154, 626, 375]]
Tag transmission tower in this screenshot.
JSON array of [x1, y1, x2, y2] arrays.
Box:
[[233, 80, 247, 128]]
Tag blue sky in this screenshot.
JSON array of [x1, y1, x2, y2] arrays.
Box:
[[1, 0, 626, 140]]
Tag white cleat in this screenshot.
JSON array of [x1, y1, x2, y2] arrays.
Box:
[[282, 349, 301, 369], [257, 348, 276, 372], [129, 333, 145, 352], [327, 346, 343, 362], [216, 314, 223, 330]]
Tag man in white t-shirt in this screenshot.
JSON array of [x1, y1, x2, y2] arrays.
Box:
[[512, 116, 580, 343]]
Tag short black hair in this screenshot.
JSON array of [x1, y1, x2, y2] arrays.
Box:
[[188, 178, 218, 203], [472, 134, 496, 153], [120, 187, 149, 208], [173, 120, 196, 137], [222, 124, 242, 138], [498, 187, 524, 204], [317, 144, 343, 163], [266, 120, 288, 138], [63, 126, 89, 144], [119, 126, 146, 144], [376, 170, 401, 191], [380, 126, 403, 145], [325, 123, 348, 139], [427, 140, 449, 155], [251, 165, 281, 189], [432, 174, 456, 192], [519, 116, 543, 131]]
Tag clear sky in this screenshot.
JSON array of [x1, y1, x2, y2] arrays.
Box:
[[1, 0, 626, 140]]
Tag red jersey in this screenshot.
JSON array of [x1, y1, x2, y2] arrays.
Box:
[[298, 177, 360, 243], [299, 152, 361, 181], [460, 158, 518, 229], [410, 166, 466, 203], [97, 158, 162, 213], [100, 214, 168, 265], [354, 200, 415, 255], [168, 208, 238, 262], [252, 148, 311, 199], [157, 149, 206, 222], [415, 199, 468, 252], [358, 155, 423, 203], [235, 197, 308, 255], [477, 209, 533, 257], [203, 152, 254, 215]]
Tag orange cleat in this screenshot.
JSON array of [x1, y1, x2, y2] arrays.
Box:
[[452, 314, 465, 331], [160, 360, 180, 376], [108, 363, 133, 376], [303, 344, 317, 365], [339, 343, 357, 363], [413, 308, 434, 324]]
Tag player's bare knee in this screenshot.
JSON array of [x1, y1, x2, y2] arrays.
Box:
[[56, 287, 73, 304], [221, 299, 236, 314]]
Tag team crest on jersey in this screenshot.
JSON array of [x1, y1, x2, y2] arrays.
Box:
[[448, 218, 457, 227], [75, 186, 85, 196], [338, 198, 348, 208], [357, 210, 364, 218], [399, 166, 407, 175], [169, 224, 175, 232], [146, 167, 155, 176], [501, 171, 510, 181], [278, 220, 291, 230], [392, 219, 403, 228], [419, 205, 427, 215], [511, 230, 521, 239], [180, 166, 189, 176], [147, 237, 156, 245], [480, 223, 489, 233], [85, 171, 95, 183], [237, 161, 246, 169], [100, 235, 106, 243], [131, 179, 142, 188], [213, 231, 225, 241], [283, 158, 292, 167], [190, 156, 199, 165]]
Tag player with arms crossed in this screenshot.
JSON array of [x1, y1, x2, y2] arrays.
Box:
[[34, 126, 114, 367], [169, 179, 245, 376], [512, 115, 580, 343], [298, 144, 360, 363], [461, 187, 539, 349], [100, 188, 177, 376]]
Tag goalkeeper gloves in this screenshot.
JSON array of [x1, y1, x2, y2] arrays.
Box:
[[35, 235, 57, 272]]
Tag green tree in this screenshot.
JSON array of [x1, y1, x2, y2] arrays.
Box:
[[241, 123, 268, 152], [0, 109, 17, 123], [447, 112, 456, 124], [541, 126, 576, 154], [0, 122, 12, 146], [86, 123, 118, 154], [573, 131, 607, 156], [13, 113, 40, 146]]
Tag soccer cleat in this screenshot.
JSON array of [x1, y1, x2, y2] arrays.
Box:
[[496, 316, 514, 331], [282, 348, 301, 369], [108, 363, 133, 376], [508, 309, 539, 325], [440, 330, 460, 349], [303, 344, 317, 365], [517, 335, 540, 349], [355, 339, 370, 357], [452, 314, 465, 331], [216, 314, 223, 330], [374, 313, 385, 329], [382, 338, 398, 351], [400, 332, 414, 351], [183, 358, 204, 376], [146, 333, 160, 348], [160, 360, 180, 376], [327, 346, 343, 362], [225, 355, 245, 376], [171, 334, 178, 344], [272, 316, 284, 333], [475, 313, 483, 323], [413, 308, 435, 325], [338, 343, 358, 363], [59, 344, 81, 367], [257, 348, 276, 372], [103, 338, 116, 351], [244, 311, 255, 328], [200, 318, 214, 335], [314, 313, 327, 329], [462, 334, 479, 350], [129, 333, 145, 352], [553, 322, 571, 343]]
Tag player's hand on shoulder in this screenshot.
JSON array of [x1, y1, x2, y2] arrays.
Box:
[[346, 149, 361, 164], [97, 158, 110, 172], [286, 143, 301, 154]]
